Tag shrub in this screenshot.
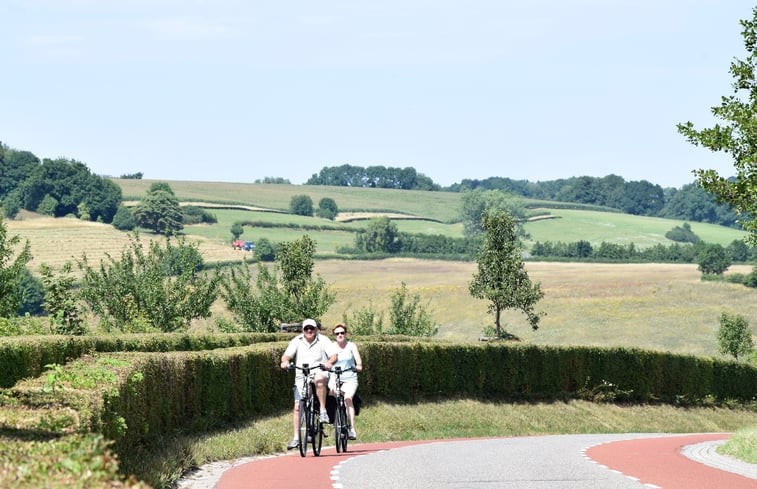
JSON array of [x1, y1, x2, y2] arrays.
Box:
[[255, 238, 276, 261], [16, 268, 45, 316], [112, 205, 136, 231], [316, 197, 338, 220], [697, 243, 731, 275], [389, 282, 437, 336], [717, 312, 754, 360], [289, 195, 313, 216]]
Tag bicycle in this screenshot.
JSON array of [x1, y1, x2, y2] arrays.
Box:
[[327, 365, 354, 453], [288, 363, 325, 457]]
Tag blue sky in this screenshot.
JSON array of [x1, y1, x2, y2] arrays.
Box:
[[1, 1, 752, 188]]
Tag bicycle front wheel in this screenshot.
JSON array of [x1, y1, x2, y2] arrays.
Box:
[[298, 399, 308, 458], [311, 407, 323, 456], [339, 402, 349, 452], [334, 401, 344, 453]]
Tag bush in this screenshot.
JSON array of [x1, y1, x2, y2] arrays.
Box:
[[182, 205, 217, 225], [289, 195, 313, 217], [717, 312, 754, 360], [112, 206, 136, 231], [255, 238, 276, 261], [665, 222, 700, 243], [16, 268, 45, 316], [697, 243, 731, 275], [388, 282, 437, 336], [316, 197, 338, 220]]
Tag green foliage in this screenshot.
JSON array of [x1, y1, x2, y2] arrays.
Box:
[[316, 197, 338, 220], [289, 194, 314, 216], [355, 216, 400, 253], [665, 222, 700, 243], [677, 7, 757, 245], [717, 312, 754, 360], [112, 205, 136, 231], [1, 190, 21, 218], [39, 262, 86, 335], [696, 243, 732, 275], [222, 235, 335, 330], [230, 222, 243, 241], [255, 238, 276, 261], [181, 205, 217, 225], [307, 164, 440, 190], [274, 234, 335, 320], [388, 282, 437, 336], [77, 234, 221, 332], [461, 188, 527, 237], [16, 268, 45, 316], [133, 185, 183, 235], [342, 301, 384, 335], [37, 194, 59, 215], [727, 239, 750, 262], [13, 158, 121, 222], [148, 182, 175, 195], [0, 216, 32, 318], [470, 210, 544, 337]]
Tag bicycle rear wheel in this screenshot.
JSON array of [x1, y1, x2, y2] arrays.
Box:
[[298, 399, 308, 457]]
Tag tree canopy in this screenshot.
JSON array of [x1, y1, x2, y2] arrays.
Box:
[[678, 7, 757, 245], [133, 184, 183, 235]]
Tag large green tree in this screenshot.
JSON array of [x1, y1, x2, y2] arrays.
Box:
[[0, 216, 32, 317], [133, 184, 183, 235], [469, 210, 544, 338], [678, 7, 757, 245]]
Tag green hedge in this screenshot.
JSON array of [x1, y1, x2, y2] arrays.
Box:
[[0, 333, 286, 388], [2, 338, 756, 488]]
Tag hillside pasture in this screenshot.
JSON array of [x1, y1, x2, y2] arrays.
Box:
[[523, 208, 747, 248], [114, 178, 464, 223]]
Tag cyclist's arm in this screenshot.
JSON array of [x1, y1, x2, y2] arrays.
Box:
[[352, 343, 363, 372], [324, 353, 338, 370], [280, 354, 292, 370]]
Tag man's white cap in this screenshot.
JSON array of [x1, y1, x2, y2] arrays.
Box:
[[302, 318, 318, 329]]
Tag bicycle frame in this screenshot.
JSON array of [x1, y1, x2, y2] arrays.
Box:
[[327, 366, 353, 453], [289, 363, 324, 457]]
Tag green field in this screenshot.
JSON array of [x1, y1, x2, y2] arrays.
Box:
[[523, 208, 747, 248]]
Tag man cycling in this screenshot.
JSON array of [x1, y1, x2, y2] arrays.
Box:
[[280, 318, 336, 450]]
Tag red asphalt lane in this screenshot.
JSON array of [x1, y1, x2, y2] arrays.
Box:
[[217, 434, 754, 489], [216, 440, 433, 489], [587, 433, 755, 489]]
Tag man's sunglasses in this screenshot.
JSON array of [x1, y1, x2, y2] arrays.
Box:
[[304, 326, 316, 331]]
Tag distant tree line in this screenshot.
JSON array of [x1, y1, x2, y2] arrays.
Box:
[[1, 143, 121, 222], [450, 175, 742, 228], [530, 238, 757, 264], [307, 164, 441, 190]]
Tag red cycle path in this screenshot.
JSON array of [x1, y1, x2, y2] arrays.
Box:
[[217, 434, 753, 489], [216, 440, 431, 489], [587, 433, 755, 489]]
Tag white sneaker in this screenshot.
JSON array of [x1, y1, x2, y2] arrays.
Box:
[[320, 410, 329, 423], [286, 438, 299, 450], [348, 429, 357, 440]]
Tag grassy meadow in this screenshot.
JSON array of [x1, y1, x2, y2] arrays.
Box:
[[6, 178, 756, 358]]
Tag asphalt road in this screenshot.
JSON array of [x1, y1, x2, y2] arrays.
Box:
[[333, 434, 665, 489]]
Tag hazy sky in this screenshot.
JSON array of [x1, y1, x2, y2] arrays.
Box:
[[1, 1, 752, 188]]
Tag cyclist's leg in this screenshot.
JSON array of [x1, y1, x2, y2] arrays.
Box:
[[314, 371, 330, 422], [343, 381, 358, 438]]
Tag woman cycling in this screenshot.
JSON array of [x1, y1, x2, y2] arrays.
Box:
[[326, 323, 363, 439]]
